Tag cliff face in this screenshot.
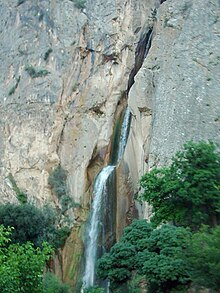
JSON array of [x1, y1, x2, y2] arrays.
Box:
[[128, 0, 220, 170], [0, 0, 220, 288]]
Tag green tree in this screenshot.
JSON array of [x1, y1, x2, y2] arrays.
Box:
[[140, 141, 220, 229], [186, 225, 220, 291], [0, 225, 53, 293], [97, 220, 191, 292], [0, 203, 70, 249]]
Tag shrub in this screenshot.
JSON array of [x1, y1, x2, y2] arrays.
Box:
[[44, 48, 53, 61], [186, 225, 220, 291], [7, 173, 27, 203], [48, 165, 67, 199], [71, 0, 86, 9], [25, 64, 49, 78], [0, 225, 53, 293], [43, 272, 70, 293], [48, 165, 80, 213], [52, 226, 71, 249], [0, 203, 69, 249]]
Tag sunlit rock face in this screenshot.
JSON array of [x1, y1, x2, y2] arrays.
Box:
[[0, 0, 158, 287], [1, 0, 219, 288], [128, 0, 220, 173]]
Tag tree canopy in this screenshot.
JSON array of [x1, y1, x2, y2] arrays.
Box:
[[140, 141, 220, 229], [97, 220, 191, 292], [0, 203, 70, 249], [0, 225, 53, 293], [186, 225, 220, 290], [97, 141, 220, 292]]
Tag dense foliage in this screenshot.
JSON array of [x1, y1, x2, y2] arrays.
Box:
[[97, 220, 191, 292], [0, 225, 53, 293], [140, 141, 220, 229], [48, 165, 77, 213], [97, 141, 220, 292], [0, 203, 70, 249], [43, 272, 70, 293], [187, 225, 220, 290]]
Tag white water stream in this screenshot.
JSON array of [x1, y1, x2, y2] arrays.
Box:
[[83, 165, 115, 288], [82, 108, 131, 290], [117, 108, 131, 163]]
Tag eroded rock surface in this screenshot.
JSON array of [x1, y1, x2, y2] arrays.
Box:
[[0, 0, 158, 286], [128, 0, 220, 173], [1, 0, 219, 288]]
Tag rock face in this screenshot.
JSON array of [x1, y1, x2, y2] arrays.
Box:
[[128, 0, 220, 173], [0, 0, 220, 289], [0, 0, 158, 287]]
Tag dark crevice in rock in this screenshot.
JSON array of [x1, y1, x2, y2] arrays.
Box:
[[127, 28, 153, 92]]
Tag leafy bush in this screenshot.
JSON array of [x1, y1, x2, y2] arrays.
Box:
[[0, 225, 53, 293], [140, 141, 220, 229], [48, 165, 67, 199], [48, 165, 80, 213], [51, 226, 71, 249], [43, 272, 70, 293], [25, 64, 49, 78], [0, 203, 69, 249], [71, 0, 86, 9], [44, 48, 53, 61], [186, 225, 220, 291], [97, 220, 191, 291], [7, 173, 27, 203]]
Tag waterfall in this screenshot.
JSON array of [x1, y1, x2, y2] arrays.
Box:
[[82, 165, 115, 289], [82, 26, 154, 291], [117, 108, 131, 163], [82, 108, 131, 290]]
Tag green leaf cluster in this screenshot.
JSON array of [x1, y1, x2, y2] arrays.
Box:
[[140, 141, 220, 229], [97, 220, 191, 291], [43, 272, 70, 293], [97, 141, 220, 292], [186, 225, 220, 291], [7, 173, 27, 203], [25, 64, 50, 78], [0, 225, 53, 293]]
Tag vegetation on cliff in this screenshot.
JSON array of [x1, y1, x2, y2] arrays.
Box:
[[97, 141, 220, 292], [140, 141, 220, 229], [0, 203, 70, 249]]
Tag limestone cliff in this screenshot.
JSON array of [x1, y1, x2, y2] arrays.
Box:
[[0, 0, 220, 289], [126, 0, 220, 198]]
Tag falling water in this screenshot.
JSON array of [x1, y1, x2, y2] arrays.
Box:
[[117, 108, 131, 163], [83, 165, 115, 289], [82, 108, 131, 290], [83, 26, 154, 291]]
